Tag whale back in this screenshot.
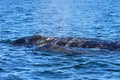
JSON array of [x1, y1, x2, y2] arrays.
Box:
[[10, 35, 120, 50], [10, 35, 45, 46], [55, 37, 120, 50]]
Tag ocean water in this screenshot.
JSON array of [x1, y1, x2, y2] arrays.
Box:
[[0, 0, 120, 80]]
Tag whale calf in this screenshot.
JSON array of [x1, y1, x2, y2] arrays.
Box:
[[10, 35, 120, 53]]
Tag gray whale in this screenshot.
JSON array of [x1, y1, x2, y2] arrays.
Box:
[[10, 35, 120, 53]]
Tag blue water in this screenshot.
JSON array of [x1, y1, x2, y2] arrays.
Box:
[[0, 0, 120, 80]]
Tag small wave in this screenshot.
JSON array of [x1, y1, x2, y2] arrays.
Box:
[[0, 39, 11, 44], [105, 68, 120, 72]]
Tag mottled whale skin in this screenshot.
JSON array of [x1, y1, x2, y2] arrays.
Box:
[[10, 35, 120, 53]]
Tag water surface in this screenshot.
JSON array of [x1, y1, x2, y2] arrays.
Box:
[[0, 0, 120, 80]]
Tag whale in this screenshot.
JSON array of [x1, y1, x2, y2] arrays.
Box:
[[10, 35, 120, 53]]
